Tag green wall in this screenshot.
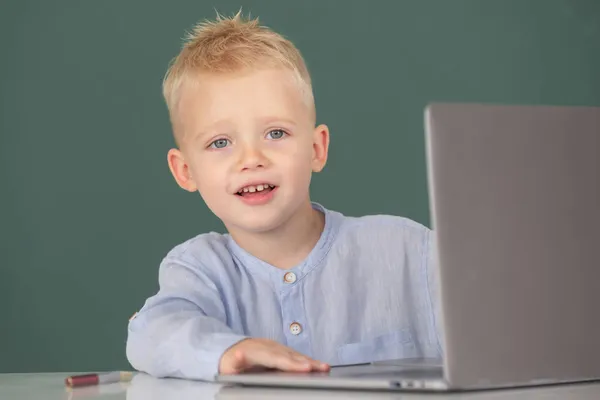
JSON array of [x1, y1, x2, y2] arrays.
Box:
[[1, 0, 599, 373]]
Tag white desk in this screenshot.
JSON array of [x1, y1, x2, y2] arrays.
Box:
[[2, 372, 600, 400]]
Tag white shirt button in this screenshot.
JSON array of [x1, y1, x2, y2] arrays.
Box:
[[289, 322, 302, 335], [283, 272, 297, 284]]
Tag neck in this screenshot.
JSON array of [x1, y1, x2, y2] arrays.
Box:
[[228, 200, 325, 270]]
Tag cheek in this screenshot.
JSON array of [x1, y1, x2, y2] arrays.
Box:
[[276, 144, 312, 171], [191, 160, 226, 192], [280, 149, 314, 185], [286, 137, 315, 161]]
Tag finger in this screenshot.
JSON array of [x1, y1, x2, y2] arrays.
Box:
[[292, 354, 330, 371], [233, 365, 273, 374], [318, 362, 331, 371], [277, 355, 313, 371], [291, 354, 319, 369], [237, 343, 328, 373], [254, 350, 313, 372]]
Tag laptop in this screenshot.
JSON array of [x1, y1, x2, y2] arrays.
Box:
[[216, 102, 600, 391]]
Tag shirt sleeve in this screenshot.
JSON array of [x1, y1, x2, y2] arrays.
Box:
[[425, 229, 445, 357], [126, 256, 248, 381]]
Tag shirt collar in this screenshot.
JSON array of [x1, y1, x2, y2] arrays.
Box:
[[226, 202, 342, 289]]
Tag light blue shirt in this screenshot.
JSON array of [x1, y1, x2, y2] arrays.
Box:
[[126, 202, 442, 381]]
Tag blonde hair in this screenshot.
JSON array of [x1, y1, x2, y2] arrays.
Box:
[[163, 10, 315, 139]]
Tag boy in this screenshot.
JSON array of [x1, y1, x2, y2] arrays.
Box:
[[126, 11, 442, 381]]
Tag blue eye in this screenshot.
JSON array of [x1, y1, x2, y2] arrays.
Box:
[[267, 129, 287, 140], [210, 139, 230, 149]]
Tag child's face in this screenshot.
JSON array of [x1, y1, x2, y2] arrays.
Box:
[[167, 68, 329, 234]]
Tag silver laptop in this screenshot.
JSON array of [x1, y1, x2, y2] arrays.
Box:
[[216, 102, 600, 391]]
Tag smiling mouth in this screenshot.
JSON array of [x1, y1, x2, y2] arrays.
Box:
[[236, 184, 277, 196]]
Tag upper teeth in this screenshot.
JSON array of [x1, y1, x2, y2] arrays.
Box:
[[239, 184, 274, 193]]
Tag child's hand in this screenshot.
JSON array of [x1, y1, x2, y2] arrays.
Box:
[[219, 338, 330, 374]]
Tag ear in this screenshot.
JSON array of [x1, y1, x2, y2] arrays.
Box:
[[311, 124, 330, 172], [167, 148, 197, 192]]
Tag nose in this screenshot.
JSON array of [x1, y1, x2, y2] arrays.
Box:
[[237, 142, 269, 171]]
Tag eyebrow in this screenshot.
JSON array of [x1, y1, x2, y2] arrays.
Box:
[[193, 119, 233, 142], [257, 116, 298, 127]]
